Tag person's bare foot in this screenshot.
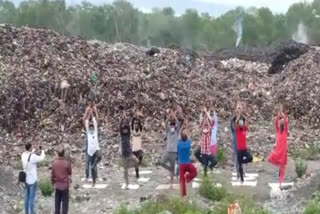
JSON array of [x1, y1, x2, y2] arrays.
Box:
[[124, 184, 129, 190], [92, 183, 96, 187]]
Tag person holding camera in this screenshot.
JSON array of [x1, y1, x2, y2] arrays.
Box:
[[21, 143, 45, 214]]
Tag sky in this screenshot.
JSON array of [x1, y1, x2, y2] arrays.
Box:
[[11, 0, 313, 17]]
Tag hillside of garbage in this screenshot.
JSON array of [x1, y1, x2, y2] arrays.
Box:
[[0, 24, 319, 164]]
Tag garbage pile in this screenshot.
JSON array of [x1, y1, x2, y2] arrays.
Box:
[[0, 25, 320, 164], [274, 49, 320, 127]]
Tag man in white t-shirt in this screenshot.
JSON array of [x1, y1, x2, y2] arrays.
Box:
[[21, 142, 45, 214], [85, 111, 101, 187]]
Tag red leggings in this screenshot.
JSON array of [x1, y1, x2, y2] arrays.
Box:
[[179, 163, 197, 197]]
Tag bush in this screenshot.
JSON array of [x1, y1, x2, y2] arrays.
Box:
[[295, 158, 308, 178], [38, 178, 54, 197], [216, 147, 227, 163], [199, 176, 227, 202]]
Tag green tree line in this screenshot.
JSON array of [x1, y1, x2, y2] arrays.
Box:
[[0, 0, 320, 50]]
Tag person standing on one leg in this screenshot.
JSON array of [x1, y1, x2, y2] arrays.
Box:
[[131, 109, 144, 179], [83, 100, 99, 181], [84, 111, 101, 187], [268, 105, 288, 186], [231, 109, 240, 179], [51, 147, 72, 214], [200, 107, 217, 177], [235, 105, 253, 183], [177, 120, 197, 197], [160, 109, 180, 189], [210, 107, 218, 157], [21, 143, 45, 214], [194, 104, 209, 166], [120, 117, 139, 189]]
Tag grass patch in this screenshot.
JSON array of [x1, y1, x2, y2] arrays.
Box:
[[291, 144, 320, 160], [216, 147, 227, 163], [114, 196, 270, 214], [114, 198, 202, 214], [38, 178, 54, 197], [295, 158, 308, 178], [304, 194, 320, 214], [199, 175, 227, 202]]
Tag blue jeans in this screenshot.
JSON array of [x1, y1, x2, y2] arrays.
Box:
[[24, 183, 37, 214]]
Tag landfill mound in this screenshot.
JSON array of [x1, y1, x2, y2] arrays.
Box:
[[210, 40, 309, 75], [274, 49, 320, 127], [0, 25, 274, 135], [0, 25, 320, 164]]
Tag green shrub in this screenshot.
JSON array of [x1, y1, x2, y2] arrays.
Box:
[[295, 158, 308, 178], [216, 147, 227, 163], [304, 201, 320, 214], [199, 176, 227, 202], [38, 178, 53, 197]]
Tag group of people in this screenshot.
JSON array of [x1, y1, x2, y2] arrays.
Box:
[[20, 99, 289, 214]]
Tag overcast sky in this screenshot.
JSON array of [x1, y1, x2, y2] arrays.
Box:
[[12, 0, 313, 16]]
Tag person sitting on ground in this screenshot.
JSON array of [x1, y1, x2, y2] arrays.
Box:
[[84, 111, 101, 187], [268, 104, 288, 186], [21, 142, 45, 214], [51, 147, 72, 214], [83, 100, 99, 180], [131, 109, 144, 179], [160, 109, 181, 189], [235, 103, 253, 183], [177, 120, 197, 197], [120, 116, 139, 189]]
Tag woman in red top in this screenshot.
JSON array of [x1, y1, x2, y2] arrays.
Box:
[[235, 105, 253, 183], [268, 106, 288, 185]]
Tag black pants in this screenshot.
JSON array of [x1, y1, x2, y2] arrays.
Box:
[[88, 150, 102, 184], [237, 149, 253, 182], [55, 189, 69, 214], [194, 147, 217, 176], [133, 150, 143, 178]]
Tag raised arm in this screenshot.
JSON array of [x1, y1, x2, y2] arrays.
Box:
[[85, 118, 89, 133], [275, 114, 280, 132], [93, 105, 99, 121], [92, 117, 98, 133], [30, 150, 45, 164]]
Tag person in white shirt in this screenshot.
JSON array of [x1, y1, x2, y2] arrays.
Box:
[[84, 110, 101, 187], [210, 109, 218, 156], [21, 142, 45, 214]]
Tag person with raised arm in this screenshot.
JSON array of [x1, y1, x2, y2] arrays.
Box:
[[268, 104, 289, 186], [84, 110, 101, 187], [160, 108, 180, 189], [235, 103, 253, 183], [177, 119, 197, 197]]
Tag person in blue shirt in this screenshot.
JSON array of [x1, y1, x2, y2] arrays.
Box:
[[177, 120, 197, 197]]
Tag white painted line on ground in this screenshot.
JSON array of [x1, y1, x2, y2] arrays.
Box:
[[121, 184, 140, 190], [133, 170, 153, 175], [268, 182, 294, 188], [137, 177, 150, 183], [82, 184, 108, 189], [231, 177, 257, 181], [232, 172, 259, 177], [192, 182, 200, 188], [231, 181, 257, 187], [155, 184, 179, 190], [194, 178, 201, 182], [81, 178, 103, 182]]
